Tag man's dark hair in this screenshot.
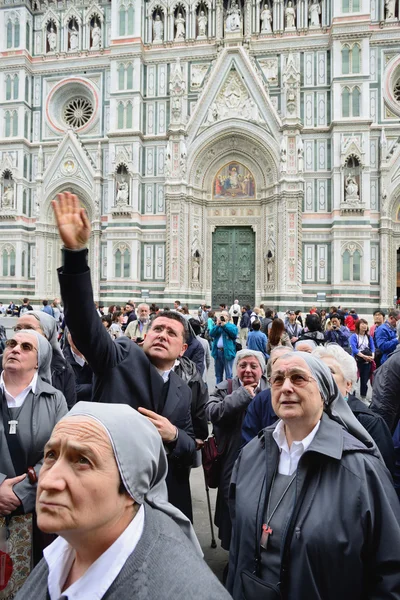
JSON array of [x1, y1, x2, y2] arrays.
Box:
[[329, 306, 337, 313], [174, 300, 181, 305], [125, 302, 134, 309], [151, 310, 189, 342], [23, 297, 29, 304], [42, 299, 48, 306], [188, 318, 201, 336], [252, 319, 261, 331], [163, 306, 170, 311], [295, 310, 301, 316], [265, 309, 273, 318], [373, 310, 385, 318], [305, 313, 322, 332], [245, 304, 251, 311], [388, 310, 400, 319], [101, 314, 111, 328], [330, 313, 341, 321]]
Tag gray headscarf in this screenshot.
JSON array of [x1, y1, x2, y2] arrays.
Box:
[[63, 402, 202, 555], [25, 310, 63, 359], [9, 329, 52, 384], [276, 351, 376, 449], [234, 349, 266, 374]]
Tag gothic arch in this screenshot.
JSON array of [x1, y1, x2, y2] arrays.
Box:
[[187, 125, 279, 193], [43, 183, 94, 223]]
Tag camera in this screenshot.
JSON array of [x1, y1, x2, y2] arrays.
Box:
[[332, 326, 337, 330], [136, 337, 143, 344], [220, 316, 225, 322]]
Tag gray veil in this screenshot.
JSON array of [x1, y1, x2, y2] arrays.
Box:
[[64, 402, 202, 555]]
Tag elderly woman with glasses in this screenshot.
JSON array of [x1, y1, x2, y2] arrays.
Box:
[[227, 351, 400, 600], [0, 330, 68, 592], [206, 350, 268, 551]]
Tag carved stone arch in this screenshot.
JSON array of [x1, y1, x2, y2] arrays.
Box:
[[63, 8, 82, 26], [42, 9, 60, 28], [113, 241, 130, 253], [85, 4, 105, 24], [43, 183, 94, 224], [1, 243, 15, 255], [194, 0, 212, 9], [147, 2, 167, 17], [171, 1, 188, 12], [187, 125, 279, 192], [115, 160, 130, 174], [341, 241, 364, 257]]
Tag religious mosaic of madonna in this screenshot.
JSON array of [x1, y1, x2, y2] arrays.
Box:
[[213, 163, 255, 198]]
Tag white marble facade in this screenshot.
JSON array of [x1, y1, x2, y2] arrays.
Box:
[[0, 0, 400, 311]]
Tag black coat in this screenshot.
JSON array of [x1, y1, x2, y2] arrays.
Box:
[[58, 250, 196, 520], [50, 352, 77, 410], [174, 356, 208, 441], [63, 345, 93, 403], [183, 336, 205, 377], [370, 346, 400, 434], [347, 394, 395, 475]]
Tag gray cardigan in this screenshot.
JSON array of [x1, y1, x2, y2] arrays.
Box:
[[15, 503, 232, 600]]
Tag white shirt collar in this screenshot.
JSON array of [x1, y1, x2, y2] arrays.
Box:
[[71, 349, 85, 368], [45, 504, 145, 600], [272, 419, 321, 475], [0, 371, 38, 408], [158, 359, 180, 383]]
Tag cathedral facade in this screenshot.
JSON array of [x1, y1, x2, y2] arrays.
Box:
[[0, 0, 400, 311]]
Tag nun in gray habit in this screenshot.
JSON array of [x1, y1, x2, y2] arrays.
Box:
[[227, 352, 400, 600], [15, 402, 232, 600]]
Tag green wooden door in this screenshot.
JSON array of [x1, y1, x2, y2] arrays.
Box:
[[212, 226, 255, 309]]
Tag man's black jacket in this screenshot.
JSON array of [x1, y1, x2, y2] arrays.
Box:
[[58, 249, 196, 519], [63, 344, 93, 403]]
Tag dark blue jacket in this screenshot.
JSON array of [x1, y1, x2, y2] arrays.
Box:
[[246, 330, 269, 359], [183, 336, 205, 376], [241, 388, 278, 444], [239, 312, 250, 329]]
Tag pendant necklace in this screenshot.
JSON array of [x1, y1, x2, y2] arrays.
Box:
[[260, 470, 297, 550]]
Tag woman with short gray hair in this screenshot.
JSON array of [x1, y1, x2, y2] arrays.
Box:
[[206, 350, 268, 551]]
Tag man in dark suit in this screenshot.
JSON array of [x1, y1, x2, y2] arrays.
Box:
[[52, 192, 197, 520]]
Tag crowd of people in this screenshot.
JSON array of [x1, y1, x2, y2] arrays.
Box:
[[0, 192, 399, 599]]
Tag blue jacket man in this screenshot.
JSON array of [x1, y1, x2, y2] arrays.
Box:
[[241, 388, 278, 444], [375, 311, 399, 364], [246, 321, 269, 359], [324, 313, 351, 348]]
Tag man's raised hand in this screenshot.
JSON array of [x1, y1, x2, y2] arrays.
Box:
[[52, 192, 91, 250]]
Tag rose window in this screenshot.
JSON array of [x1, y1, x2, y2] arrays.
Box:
[[63, 97, 94, 128], [394, 79, 400, 104]]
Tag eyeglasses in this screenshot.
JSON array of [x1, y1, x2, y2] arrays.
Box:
[[5, 339, 37, 353], [269, 372, 316, 388]]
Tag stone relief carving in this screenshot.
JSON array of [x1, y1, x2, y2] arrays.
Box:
[[203, 71, 262, 126], [385, 0, 396, 20], [191, 64, 208, 89], [282, 53, 300, 119], [259, 58, 278, 84]]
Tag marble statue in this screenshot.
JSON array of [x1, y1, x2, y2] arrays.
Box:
[[206, 103, 218, 124], [280, 148, 287, 172], [192, 255, 200, 281], [345, 174, 359, 200], [309, 0, 321, 27], [165, 142, 172, 177], [225, 0, 242, 33], [2, 185, 14, 209], [116, 178, 129, 205], [261, 5, 272, 33], [265, 59, 278, 82], [297, 138, 304, 172], [285, 1, 296, 29], [153, 14, 164, 42], [175, 13, 185, 40], [198, 11, 207, 37], [385, 0, 396, 19], [91, 22, 101, 49], [47, 25, 57, 51], [69, 24, 78, 51]]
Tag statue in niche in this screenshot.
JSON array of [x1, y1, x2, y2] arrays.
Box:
[[260, 5, 272, 33], [197, 11, 208, 37], [91, 20, 101, 49], [345, 174, 359, 201], [2, 185, 14, 209], [309, 0, 321, 26], [69, 22, 79, 51], [297, 138, 304, 172], [47, 24, 57, 51], [285, 1, 296, 29], [175, 12, 185, 40], [265, 223, 276, 283], [153, 14, 164, 42], [192, 253, 200, 282], [280, 148, 287, 172], [225, 0, 242, 33], [165, 141, 172, 177], [385, 0, 396, 19], [116, 177, 129, 206], [265, 59, 278, 82]]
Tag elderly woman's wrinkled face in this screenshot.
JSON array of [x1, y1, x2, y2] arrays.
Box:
[[320, 355, 352, 397], [37, 417, 134, 539], [236, 356, 263, 386], [270, 356, 323, 426], [15, 314, 44, 336], [2, 332, 38, 374]]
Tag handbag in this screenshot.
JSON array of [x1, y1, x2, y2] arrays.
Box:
[[202, 379, 233, 489], [0, 514, 32, 599], [241, 570, 282, 600]]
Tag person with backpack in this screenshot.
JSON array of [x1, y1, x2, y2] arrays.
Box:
[[349, 318, 375, 401], [18, 298, 33, 316]]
